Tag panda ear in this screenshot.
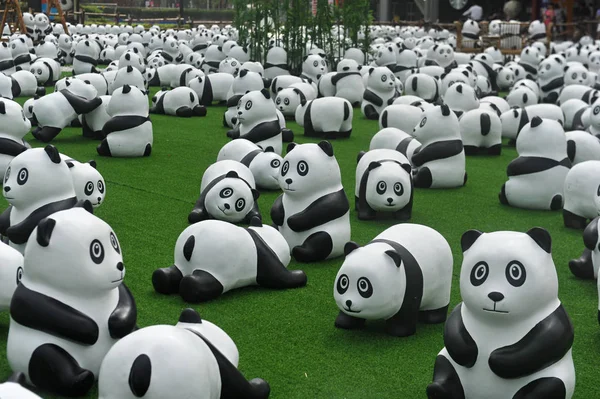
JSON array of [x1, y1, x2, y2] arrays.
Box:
[[36, 217, 56, 247], [344, 241, 359, 256], [260, 88, 270, 99], [240, 69, 248, 77], [225, 170, 239, 178], [461, 229, 483, 252], [584, 63, 589, 69], [318, 140, 334, 157], [525, 227, 552, 254], [178, 308, 202, 323], [286, 142, 297, 153], [461, 71, 469, 77], [368, 68, 374, 75], [77, 199, 94, 213], [440, 104, 451, 116], [530, 116, 543, 128], [122, 84, 132, 94], [251, 188, 260, 200], [401, 163, 411, 174], [263, 146, 274, 153], [87, 160, 97, 169], [384, 250, 402, 268], [367, 161, 382, 171], [183, 235, 195, 261], [564, 66, 569, 72], [44, 145, 61, 164]]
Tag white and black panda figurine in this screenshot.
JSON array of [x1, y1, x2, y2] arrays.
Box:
[[564, 63, 593, 87], [569, 215, 600, 279], [0, 99, 31, 179], [565, 130, 600, 165], [0, 241, 23, 311], [361, 67, 399, 120], [537, 56, 565, 103], [63, 158, 106, 208], [10, 37, 33, 72], [226, 89, 293, 156], [81, 95, 111, 140], [442, 83, 479, 118], [369, 127, 422, 163], [98, 85, 153, 158], [499, 117, 571, 210], [188, 160, 260, 225], [301, 54, 327, 83], [500, 104, 564, 144], [7, 207, 137, 397], [217, 139, 282, 190], [355, 149, 413, 220], [264, 46, 290, 79], [150, 87, 207, 117], [334, 223, 453, 336], [379, 104, 423, 133], [0, 42, 15, 76], [295, 97, 353, 139], [411, 105, 467, 188], [271, 141, 350, 262], [275, 85, 316, 119], [562, 161, 600, 229], [404, 73, 440, 103], [332, 59, 364, 107], [188, 73, 234, 106], [72, 39, 100, 75], [97, 308, 271, 399], [459, 109, 502, 155], [153, 218, 307, 302], [11, 70, 45, 98], [427, 228, 575, 399]]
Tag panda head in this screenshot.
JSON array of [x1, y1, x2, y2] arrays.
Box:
[[274, 87, 301, 116], [519, 46, 542, 67], [374, 44, 396, 67], [228, 46, 250, 64], [279, 141, 341, 195], [336, 58, 360, 73], [109, 84, 148, 117], [564, 64, 591, 86], [232, 69, 263, 95], [150, 90, 166, 112], [430, 44, 454, 67], [4, 146, 74, 209], [219, 57, 240, 75], [588, 51, 600, 70], [495, 67, 515, 90], [10, 37, 29, 56], [66, 160, 105, 208], [186, 53, 204, 69], [475, 75, 492, 97], [249, 148, 282, 190], [30, 61, 51, 84], [266, 46, 287, 64], [441, 71, 470, 96], [204, 44, 226, 63], [364, 160, 412, 212], [64, 77, 98, 100], [204, 171, 258, 223], [537, 56, 564, 80], [0, 241, 23, 311], [120, 49, 145, 72], [22, 12, 34, 27], [461, 19, 480, 35], [0, 99, 30, 139], [236, 89, 275, 125], [302, 54, 327, 80], [460, 228, 558, 322], [34, 13, 49, 26], [334, 242, 404, 320], [22, 97, 35, 120], [517, 117, 566, 159], [413, 104, 460, 143], [589, 99, 600, 127], [443, 83, 479, 115], [367, 66, 396, 93]]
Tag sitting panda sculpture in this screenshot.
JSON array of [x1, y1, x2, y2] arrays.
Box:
[[459, 109, 502, 155], [361, 67, 399, 120], [427, 228, 575, 399], [7, 207, 137, 397], [0, 99, 31, 180], [217, 139, 282, 190], [271, 141, 350, 262], [563, 161, 600, 229], [334, 223, 453, 337], [150, 87, 207, 117], [98, 308, 271, 399]]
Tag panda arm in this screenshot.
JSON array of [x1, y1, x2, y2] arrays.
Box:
[[583, 217, 600, 250], [73, 55, 98, 66], [270, 194, 285, 226], [489, 304, 574, 379], [411, 140, 463, 167], [0, 138, 27, 157], [363, 90, 384, 107], [103, 115, 150, 135], [287, 189, 349, 232], [0, 59, 14, 70], [240, 120, 282, 143], [541, 77, 565, 92], [443, 303, 478, 368], [226, 94, 243, 109], [108, 283, 137, 339], [0, 205, 12, 236], [506, 156, 571, 176], [59, 89, 102, 115]]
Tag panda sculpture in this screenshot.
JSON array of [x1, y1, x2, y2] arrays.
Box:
[[6, 207, 137, 397], [81, 95, 111, 140], [0, 241, 24, 311], [562, 161, 600, 229], [443, 83, 479, 118], [271, 141, 350, 262], [379, 104, 423, 133], [150, 88, 207, 117], [188, 160, 260, 225], [161, 36, 184, 65], [506, 86, 538, 109], [109, 65, 147, 95], [427, 228, 575, 399], [425, 43, 456, 72], [188, 73, 234, 106], [332, 59, 364, 106], [564, 63, 593, 87], [355, 149, 413, 220], [264, 46, 290, 79], [223, 69, 264, 128], [72, 40, 100, 75], [216, 139, 282, 190], [63, 158, 106, 208], [565, 130, 600, 165], [10, 37, 33, 72], [499, 117, 571, 210], [295, 97, 353, 139], [153, 218, 307, 302], [369, 127, 422, 163], [29, 58, 60, 87], [0, 381, 41, 398], [411, 104, 467, 188], [558, 84, 599, 105], [0, 99, 31, 179], [275, 85, 317, 119], [98, 84, 153, 158], [561, 99, 588, 131], [334, 223, 453, 336], [500, 104, 564, 143], [569, 215, 600, 279], [0, 42, 15, 76], [301, 54, 327, 83], [361, 67, 399, 120], [518, 46, 542, 80], [97, 308, 271, 399], [536, 57, 565, 103], [459, 109, 502, 155], [404, 73, 439, 103]]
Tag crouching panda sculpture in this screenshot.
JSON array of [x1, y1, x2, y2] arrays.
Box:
[[294, 97, 353, 139]]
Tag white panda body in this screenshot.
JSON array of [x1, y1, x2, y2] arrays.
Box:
[[378, 104, 423, 133], [459, 109, 502, 155], [74, 73, 108, 95], [560, 99, 588, 130], [537, 56, 565, 103], [29, 58, 60, 86], [565, 130, 600, 165], [217, 139, 282, 190], [150, 87, 204, 117], [72, 39, 99, 75], [558, 84, 598, 105], [295, 97, 353, 139], [361, 67, 398, 119], [442, 83, 479, 118], [11, 70, 40, 97], [563, 161, 600, 227], [188, 73, 233, 105], [500, 104, 564, 140], [333, 59, 364, 106], [369, 127, 422, 162], [109, 66, 146, 95]]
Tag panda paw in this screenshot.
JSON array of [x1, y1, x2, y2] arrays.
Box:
[[426, 382, 456, 399], [334, 311, 366, 330], [248, 378, 271, 399], [281, 128, 294, 142], [188, 209, 207, 224]]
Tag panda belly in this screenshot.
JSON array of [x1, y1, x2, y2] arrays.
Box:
[[505, 166, 569, 209], [420, 152, 466, 188], [35, 94, 75, 128], [106, 121, 153, 157]]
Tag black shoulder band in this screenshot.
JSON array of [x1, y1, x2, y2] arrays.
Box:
[[286, 188, 349, 232], [240, 149, 262, 167], [200, 77, 213, 106], [108, 283, 137, 339], [411, 139, 463, 167], [103, 115, 150, 135], [507, 156, 571, 177], [74, 55, 98, 66], [0, 137, 28, 157]]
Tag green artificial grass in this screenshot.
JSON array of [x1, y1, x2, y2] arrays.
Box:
[[0, 91, 599, 398]]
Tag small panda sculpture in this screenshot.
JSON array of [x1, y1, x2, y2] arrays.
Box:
[[224, 69, 265, 128], [561, 99, 588, 131], [153, 218, 307, 302], [150, 87, 207, 117], [11, 70, 44, 98], [271, 141, 350, 262], [217, 139, 282, 190], [537, 56, 565, 103], [379, 103, 423, 134], [355, 149, 413, 220], [188, 160, 260, 225], [264, 46, 290, 79], [499, 117, 571, 210], [295, 97, 353, 139], [443, 83, 479, 118], [29, 58, 60, 86], [361, 67, 399, 120], [301, 54, 327, 83], [334, 223, 453, 336], [98, 84, 153, 158], [10, 37, 33, 72], [562, 161, 600, 229], [506, 86, 538, 109], [459, 109, 502, 155], [427, 228, 575, 399], [188, 73, 234, 106], [0, 99, 30, 179], [500, 104, 564, 142], [564, 63, 593, 87], [369, 127, 422, 163], [0, 241, 23, 311], [518, 46, 542, 80], [558, 84, 599, 105], [72, 39, 100, 75], [109, 65, 147, 95], [0, 42, 15, 76], [404, 73, 440, 103], [63, 158, 106, 208], [332, 59, 364, 106], [275, 84, 317, 119], [411, 104, 467, 188], [98, 308, 271, 399]]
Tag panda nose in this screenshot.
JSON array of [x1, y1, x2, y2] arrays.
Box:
[[3, 186, 10, 192], [346, 300, 352, 307], [224, 203, 230, 210], [116, 262, 124, 271], [97, 197, 102, 203], [285, 178, 292, 184], [387, 197, 393, 204], [237, 111, 242, 115], [488, 292, 504, 302]]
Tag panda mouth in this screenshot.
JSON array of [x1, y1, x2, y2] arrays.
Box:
[[385, 203, 395, 207], [344, 306, 361, 313], [483, 306, 509, 314], [218, 206, 229, 214]]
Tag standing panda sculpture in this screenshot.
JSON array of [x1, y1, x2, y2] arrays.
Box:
[[0, 99, 31, 180], [427, 228, 575, 399], [152, 218, 307, 302], [537, 56, 565, 103], [355, 149, 413, 220], [72, 39, 100, 75], [361, 67, 399, 120], [150, 87, 207, 117], [459, 109, 502, 155], [334, 223, 453, 337], [7, 207, 138, 397], [271, 141, 350, 262], [295, 97, 353, 139]]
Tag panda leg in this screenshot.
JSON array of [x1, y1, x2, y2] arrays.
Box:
[[426, 355, 465, 399], [281, 128, 294, 142], [563, 209, 588, 229], [413, 167, 433, 188], [363, 104, 379, 120], [486, 144, 502, 156], [96, 139, 112, 157], [35, 86, 46, 96], [334, 311, 366, 330], [385, 301, 419, 337], [419, 304, 449, 324], [568, 248, 595, 279], [255, 246, 307, 289], [175, 106, 194, 117], [512, 377, 566, 399], [499, 183, 509, 205], [357, 201, 377, 220], [28, 343, 95, 397], [292, 231, 333, 262], [550, 194, 563, 211], [143, 144, 152, 157], [179, 269, 224, 302], [462, 145, 480, 156], [193, 105, 207, 117], [394, 203, 413, 221], [152, 264, 184, 294], [32, 126, 62, 143]]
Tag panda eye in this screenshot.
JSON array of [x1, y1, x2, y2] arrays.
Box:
[[110, 232, 120, 253], [336, 274, 349, 294], [284, 98, 290, 105], [313, 60, 318, 67], [231, 61, 237, 66], [84, 181, 94, 196], [572, 73, 577, 79], [321, 60, 326, 66], [439, 49, 443, 55], [357, 277, 373, 298], [447, 49, 451, 54], [220, 187, 233, 198], [376, 181, 386, 194], [98, 180, 105, 193], [11, 44, 15, 49], [4, 166, 10, 183], [390, 75, 395, 81], [381, 75, 387, 82], [583, 73, 588, 79], [235, 198, 246, 211], [245, 100, 252, 110], [297, 161, 309, 176], [15, 266, 22, 285], [281, 160, 289, 176], [419, 117, 427, 127], [470, 261, 489, 286], [270, 159, 280, 168], [394, 182, 403, 196], [17, 168, 28, 185], [505, 260, 526, 287], [89, 239, 105, 264], [545, 64, 550, 70], [594, 106, 600, 115], [276, 98, 281, 105]]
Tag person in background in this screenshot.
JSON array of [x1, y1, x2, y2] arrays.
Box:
[[544, 4, 555, 28], [462, 2, 483, 21], [554, 3, 565, 35]]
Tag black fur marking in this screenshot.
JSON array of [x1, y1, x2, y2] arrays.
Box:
[[506, 157, 571, 177], [426, 355, 466, 399], [179, 269, 224, 302], [583, 216, 599, 250], [230, 120, 281, 144], [13, 54, 33, 68], [292, 231, 333, 262], [270, 195, 284, 226], [183, 235, 195, 261], [0, 59, 14, 72], [108, 283, 137, 339], [129, 354, 152, 397], [226, 94, 243, 108], [396, 137, 417, 157], [526, 227, 552, 253], [363, 89, 384, 107], [287, 189, 349, 232], [74, 55, 98, 66], [179, 67, 193, 87], [199, 76, 214, 106], [512, 377, 567, 399], [152, 264, 184, 294], [179, 308, 202, 323], [42, 61, 54, 84], [240, 149, 262, 167], [175, 106, 194, 117], [36, 217, 55, 247], [566, 140, 576, 162], [153, 93, 166, 114], [480, 112, 491, 136], [103, 116, 150, 135], [344, 101, 350, 120], [411, 140, 463, 167], [60, 89, 102, 115], [10, 78, 20, 97], [443, 303, 478, 367], [517, 110, 529, 133], [335, 310, 366, 329], [541, 77, 564, 92], [0, 137, 27, 157], [563, 209, 588, 230], [331, 71, 361, 86]]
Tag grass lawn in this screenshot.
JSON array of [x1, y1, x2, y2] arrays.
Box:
[[0, 90, 598, 398]]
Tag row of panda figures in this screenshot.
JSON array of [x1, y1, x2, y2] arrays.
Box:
[[0, 17, 599, 399]]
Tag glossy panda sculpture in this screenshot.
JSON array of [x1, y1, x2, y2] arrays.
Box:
[[411, 104, 466, 188], [0, 241, 23, 311], [459, 109, 502, 155], [334, 223, 453, 336], [295, 96, 353, 139], [153, 218, 307, 302], [216, 139, 282, 190], [361, 67, 399, 120], [0, 99, 31, 179], [98, 308, 271, 399], [562, 161, 600, 229], [427, 228, 575, 399], [369, 127, 422, 163], [98, 85, 153, 158], [500, 117, 571, 210], [7, 207, 137, 397], [150, 88, 207, 117]]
